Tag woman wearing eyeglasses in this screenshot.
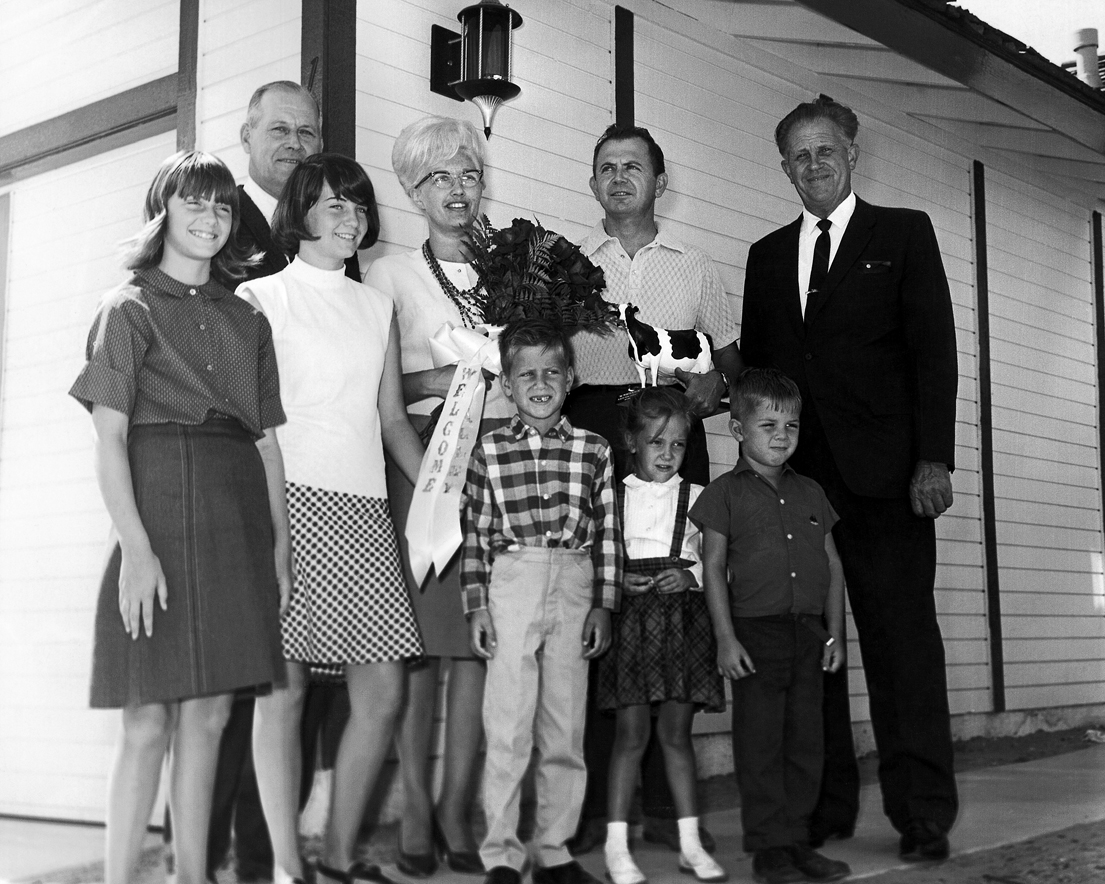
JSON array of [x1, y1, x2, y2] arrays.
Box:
[[365, 116, 510, 878]]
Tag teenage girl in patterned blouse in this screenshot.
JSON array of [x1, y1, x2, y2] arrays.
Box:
[[70, 151, 292, 884]]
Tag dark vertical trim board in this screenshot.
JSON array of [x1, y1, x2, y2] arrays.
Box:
[[972, 160, 1005, 713], [1092, 212, 1105, 567], [302, 0, 358, 157], [614, 6, 634, 127], [176, 0, 200, 151]]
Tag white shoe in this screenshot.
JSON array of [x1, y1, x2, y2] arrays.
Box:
[[678, 850, 728, 883], [605, 845, 647, 884]]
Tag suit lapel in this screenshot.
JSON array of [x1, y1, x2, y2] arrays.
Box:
[[804, 197, 875, 328], [238, 187, 289, 272], [777, 216, 804, 337]]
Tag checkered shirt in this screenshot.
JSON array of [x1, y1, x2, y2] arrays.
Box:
[[461, 414, 623, 613], [573, 222, 740, 385]]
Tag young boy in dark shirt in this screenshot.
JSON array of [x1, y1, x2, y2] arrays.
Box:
[[690, 368, 850, 884]]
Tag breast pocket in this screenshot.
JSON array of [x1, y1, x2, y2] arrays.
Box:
[[858, 260, 891, 274]]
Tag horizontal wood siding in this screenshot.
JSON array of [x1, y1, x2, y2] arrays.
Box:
[[0, 0, 179, 139], [630, 10, 986, 719], [0, 132, 177, 820], [983, 168, 1105, 712]]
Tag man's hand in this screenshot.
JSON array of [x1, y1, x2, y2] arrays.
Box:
[[468, 609, 497, 659], [674, 368, 726, 417], [582, 608, 612, 659], [822, 637, 846, 673], [909, 460, 953, 518]]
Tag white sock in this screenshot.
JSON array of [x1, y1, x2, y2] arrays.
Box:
[[678, 816, 705, 856], [606, 820, 630, 853]]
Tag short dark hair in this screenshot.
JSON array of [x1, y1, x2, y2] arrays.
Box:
[[592, 124, 666, 177], [498, 317, 574, 377], [123, 150, 257, 286], [774, 96, 859, 155], [731, 367, 802, 421], [619, 386, 696, 461], [271, 153, 380, 253]]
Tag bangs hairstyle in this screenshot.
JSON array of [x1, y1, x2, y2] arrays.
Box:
[[619, 386, 695, 457], [392, 115, 486, 196], [774, 95, 859, 155], [271, 153, 381, 253], [122, 150, 257, 286], [592, 123, 665, 177], [498, 317, 573, 377], [730, 367, 802, 421]]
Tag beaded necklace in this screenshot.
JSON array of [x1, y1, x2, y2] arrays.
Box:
[[422, 240, 485, 329]]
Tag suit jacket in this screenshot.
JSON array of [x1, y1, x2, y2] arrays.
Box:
[[740, 197, 958, 499], [236, 185, 361, 283]]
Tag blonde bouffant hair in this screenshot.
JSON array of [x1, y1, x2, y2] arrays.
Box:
[[391, 116, 486, 196]]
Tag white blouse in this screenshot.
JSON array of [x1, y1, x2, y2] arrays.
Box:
[[622, 474, 704, 589]]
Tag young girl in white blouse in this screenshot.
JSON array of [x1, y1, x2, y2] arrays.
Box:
[[597, 388, 727, 884]]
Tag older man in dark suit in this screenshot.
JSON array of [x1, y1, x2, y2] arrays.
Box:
[[740, 96, 959, 866]]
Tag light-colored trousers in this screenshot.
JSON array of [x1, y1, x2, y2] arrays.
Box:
[[479, 546, 594, 872]]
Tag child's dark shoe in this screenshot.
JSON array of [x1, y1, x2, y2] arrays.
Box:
[[483, 867, 522, 884], [533, 860, 602, 884]]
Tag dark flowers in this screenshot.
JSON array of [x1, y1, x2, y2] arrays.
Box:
[[464, 216, 618, 333]]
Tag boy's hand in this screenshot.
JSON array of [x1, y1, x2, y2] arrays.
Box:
[[468, 609, 497, 659], [717, 634, 755, 680], [582, 608, 611, 659], [624, 573, 653, 595], [654, 568, 696, 593], [822, 636, 846, 673]]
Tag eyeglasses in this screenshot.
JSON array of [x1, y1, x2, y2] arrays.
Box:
[[415, 169, 484, 190]]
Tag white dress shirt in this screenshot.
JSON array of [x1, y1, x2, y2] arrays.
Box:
[[797, 190, 857, 316], [622, 474, 704, 589]]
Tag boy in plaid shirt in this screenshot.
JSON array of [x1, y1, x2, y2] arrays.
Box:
[[463, 318, 622, 884]]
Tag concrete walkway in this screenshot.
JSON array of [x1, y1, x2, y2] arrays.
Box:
[[3, 745, 1104, 884]]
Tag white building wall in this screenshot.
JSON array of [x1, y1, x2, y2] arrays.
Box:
[[0, 131, 177, 821], [984, 168, 1105, 710], [0, 0, 179, 138]]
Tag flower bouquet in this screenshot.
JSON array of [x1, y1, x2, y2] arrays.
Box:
[[463, 216, 619, 333]]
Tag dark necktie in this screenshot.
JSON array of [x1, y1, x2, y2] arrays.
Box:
[[805, 218, 832, 325]]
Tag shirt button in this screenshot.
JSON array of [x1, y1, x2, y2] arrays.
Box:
[[543, 493, 550, 500], [787, 534, 793, 540], [805, 353, 812, 361], [545, 531, 553, 537], [206, 364, 213, 371], [189, 288, 197, 295], [779, 498, 785, 504], [199, 324, 206, 330], [791, 572, 796, 578]]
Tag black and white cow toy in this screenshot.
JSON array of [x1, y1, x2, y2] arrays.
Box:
[[617, 303, 713, 387]]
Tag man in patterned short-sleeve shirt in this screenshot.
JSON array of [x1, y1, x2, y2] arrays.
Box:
[[566, 123, 744, 855]]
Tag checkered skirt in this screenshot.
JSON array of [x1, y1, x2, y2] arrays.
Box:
[[282, 482, 423, 676]]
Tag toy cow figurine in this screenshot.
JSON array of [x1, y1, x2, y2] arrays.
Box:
[[618, 303, 714, 387]]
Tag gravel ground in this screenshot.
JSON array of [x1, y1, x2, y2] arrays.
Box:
[[25, 726, 1105, 884]]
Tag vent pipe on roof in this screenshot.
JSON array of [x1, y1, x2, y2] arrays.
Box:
[[1073, 28, 1102, 88]]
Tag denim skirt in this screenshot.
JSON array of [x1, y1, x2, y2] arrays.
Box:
[[90, 418, 286, 708]]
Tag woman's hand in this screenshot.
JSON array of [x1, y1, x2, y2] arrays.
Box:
[[403, 365, 457, 404], [118, 541, 167, 639]]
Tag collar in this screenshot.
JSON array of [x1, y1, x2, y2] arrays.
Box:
[[138, 267, 228, 300], [243, 176, 279, 226], [623, 473, 682, 491], [800, 190, 856, 240], [580, 220, 686, 259], [508, 412, 574, 442], [732, 456, 796, 483]]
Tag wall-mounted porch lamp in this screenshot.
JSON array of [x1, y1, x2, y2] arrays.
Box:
[[430, 0, 523, 139]]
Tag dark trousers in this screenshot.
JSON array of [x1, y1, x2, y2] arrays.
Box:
[[164, 682, 350, 878], [566, 384, 710, 822], [730, 616, 824, 851], [796, 407, 958, 836]]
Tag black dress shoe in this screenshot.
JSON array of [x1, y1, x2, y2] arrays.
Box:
[[899, 820, 950, 863], [787, 846, 850, 882], [316, 861, 398, 884], [641, 818, 716, 854], [750, 848, 803, 884], [432, 817, 484, 874], [396, 849, 438, 879], [532, 860, 602, 884], [483, 866, 522, 884], [567, 818, 606, 856]]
